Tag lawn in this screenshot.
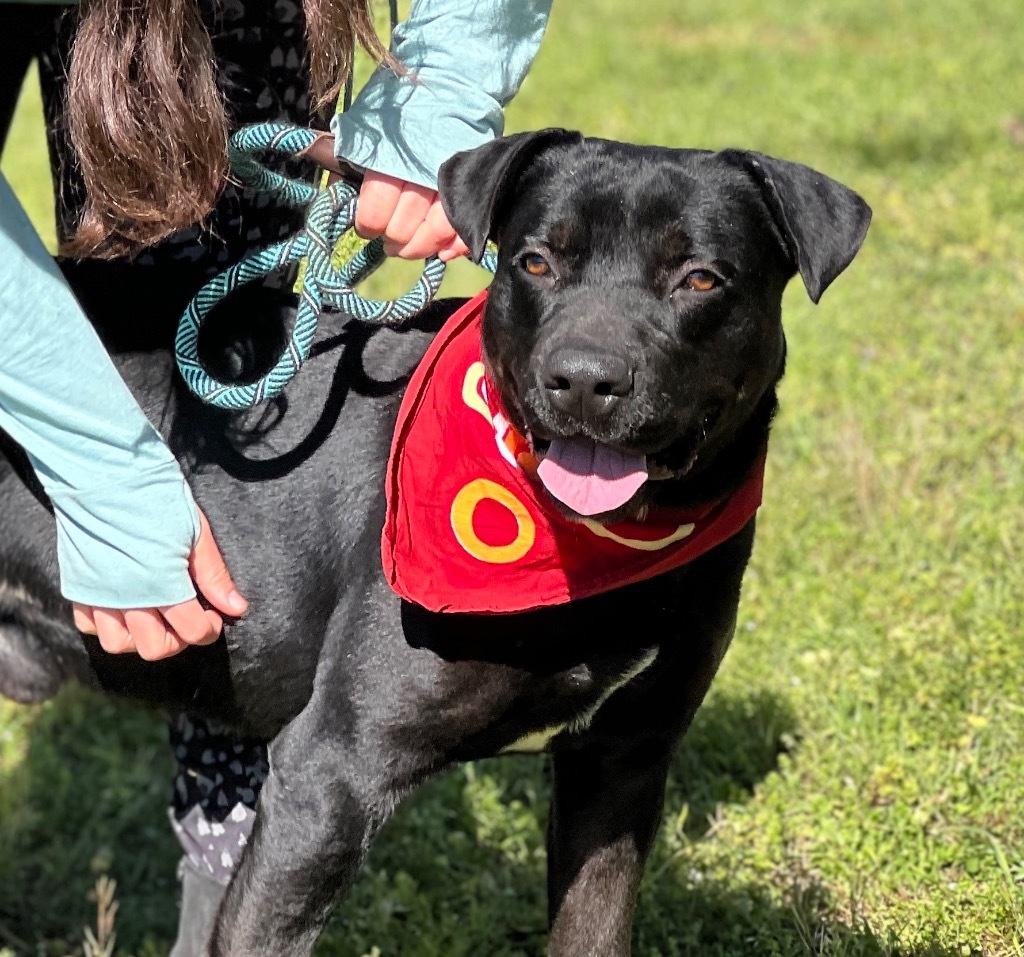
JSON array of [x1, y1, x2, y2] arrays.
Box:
[[2, 0, 1023, 954]]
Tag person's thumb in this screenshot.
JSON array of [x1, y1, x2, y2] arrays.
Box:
[[189, 508, 248, 617]]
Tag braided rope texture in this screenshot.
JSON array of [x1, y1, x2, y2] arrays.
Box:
[[175, 123, 495, 409]]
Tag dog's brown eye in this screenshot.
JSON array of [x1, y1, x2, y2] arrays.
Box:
[[684, 270, 719, 292], [522, 253, 552, 277]]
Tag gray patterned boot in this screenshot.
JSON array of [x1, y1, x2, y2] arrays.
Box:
[[168, 857, 226, 957]]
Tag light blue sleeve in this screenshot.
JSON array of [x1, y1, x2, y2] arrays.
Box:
[[0, 172, 200, 609], [332, 0, 552, 187]]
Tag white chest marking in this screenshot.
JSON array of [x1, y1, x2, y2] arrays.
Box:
[[501, 649, 659, 754]]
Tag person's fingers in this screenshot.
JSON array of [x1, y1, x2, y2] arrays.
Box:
[[161, 599, 223, 647], [384, 226, 456, 260], [385, 198, 458, 260], [93, 607, 134, 655], [77, 510, 241, 661], [437, 234, 471, 263], [72, 603, 98, 635], [124, 608, 182, 661], [81, 601, 222, 660], [355, 172, 404, 239], [189, 509, 247, 618], [381, 183, 436, 249]]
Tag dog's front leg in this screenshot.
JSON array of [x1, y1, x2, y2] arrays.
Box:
[[206, 704, 400, 957], [546, 740, 673, 957]]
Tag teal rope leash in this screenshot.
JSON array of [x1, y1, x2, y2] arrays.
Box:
[[175, 123, 497, 410]]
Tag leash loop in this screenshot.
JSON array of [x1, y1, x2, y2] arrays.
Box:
[[175, 123, 493, 410], [227, 123, 323, 208]]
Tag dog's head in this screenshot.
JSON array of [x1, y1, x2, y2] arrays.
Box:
[[439, 131, 870, 521]]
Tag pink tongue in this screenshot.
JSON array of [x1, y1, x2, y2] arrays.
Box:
[[536, 438, 648, 516]]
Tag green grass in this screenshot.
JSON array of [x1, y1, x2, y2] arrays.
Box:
[[2, 0, 1024, 954]]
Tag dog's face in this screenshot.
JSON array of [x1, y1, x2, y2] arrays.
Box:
[[440, 132, 870, 521]]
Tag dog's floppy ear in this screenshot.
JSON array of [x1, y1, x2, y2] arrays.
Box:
[[721, 150, 872, 303], [438, 129, 584, 263]]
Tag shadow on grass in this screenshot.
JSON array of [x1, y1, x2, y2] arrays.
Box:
[[667, 687, 800, 838], [0, 686, 955, 957], [826, 119, 978, 171]]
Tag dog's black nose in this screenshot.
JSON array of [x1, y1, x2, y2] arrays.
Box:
[[542, 348, 633, 420]]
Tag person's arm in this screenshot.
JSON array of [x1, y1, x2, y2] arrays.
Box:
[[334, 0, 552, 188], [332, 0, 552, 259], [0, 172, 244, 656]]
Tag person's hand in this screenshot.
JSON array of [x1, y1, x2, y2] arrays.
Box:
[[72, 509, 247, 660], [355, 170, 470, 262]]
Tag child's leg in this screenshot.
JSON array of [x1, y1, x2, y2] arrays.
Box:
[[166, 714, 270, 957], [168, 714, 269, 884]]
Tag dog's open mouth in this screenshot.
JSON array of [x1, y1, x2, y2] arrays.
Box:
[[528, 433, 703, 518], [535, 438, 649, 517]]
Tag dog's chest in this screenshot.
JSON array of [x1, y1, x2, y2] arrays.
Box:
[[500, 648, 659, 754]]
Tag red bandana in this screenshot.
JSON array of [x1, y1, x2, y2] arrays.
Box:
[[382, 290, 766, 614]]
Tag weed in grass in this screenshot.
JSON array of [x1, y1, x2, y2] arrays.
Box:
[[82, 876, 119, 957]]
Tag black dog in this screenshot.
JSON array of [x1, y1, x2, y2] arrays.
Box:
[[0, 130, 870, 956]]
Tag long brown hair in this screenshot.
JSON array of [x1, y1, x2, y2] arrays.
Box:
[[64, 0, 388, 258]]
